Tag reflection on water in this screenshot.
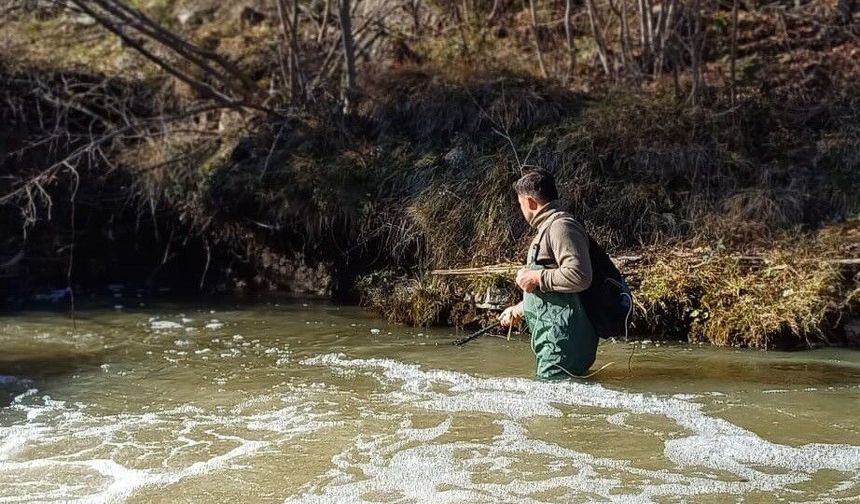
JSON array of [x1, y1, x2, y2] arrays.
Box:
[[1, 300, 858, 503]]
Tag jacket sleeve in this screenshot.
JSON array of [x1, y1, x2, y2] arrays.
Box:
[[538, 219, 592, 293]]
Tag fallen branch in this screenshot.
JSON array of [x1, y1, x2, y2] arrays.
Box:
[[0, 250, 24, 271], [432, 256, 644, 276], [431, 264, 520, 276], [431, 255, 859, 277]]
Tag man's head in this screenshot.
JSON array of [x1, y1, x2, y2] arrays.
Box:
[[513, 169, 558, 222]]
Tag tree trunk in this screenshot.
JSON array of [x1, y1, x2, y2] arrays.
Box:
[[619, 0, 632, 76], [318, 0, 331, 43], [337, 0, 357, 112], [528, 0, 548, 78], [275, 0, 305, 104], [653, 0, 676, 76], [291, 0, 304, 100], [688, 0, 704, 104], [564, 0, 576, 82], [585, 0, 611, 77], [637, 0, 651, 70], [730, 0, 739, 106]]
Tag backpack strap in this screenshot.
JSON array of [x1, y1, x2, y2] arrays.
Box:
[[529, 213, 576, 266]]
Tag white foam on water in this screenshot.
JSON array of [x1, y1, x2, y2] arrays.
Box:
[[289, 353, 860, 503], [0, 441, 266, 504], [606, 412, 628, 426], [0, 386, 342, 503], [149, 320, 183, 331], [4, 348, 857, 503]]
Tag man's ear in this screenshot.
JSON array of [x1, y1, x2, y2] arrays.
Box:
[[527, 196, 540, 210]]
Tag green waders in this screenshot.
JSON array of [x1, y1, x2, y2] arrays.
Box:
[[523, 264, 598, 379]]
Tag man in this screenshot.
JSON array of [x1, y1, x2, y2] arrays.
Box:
[[498, 169, 598, 379]]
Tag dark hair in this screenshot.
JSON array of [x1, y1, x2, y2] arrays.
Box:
[[512, 169, 558, 203]]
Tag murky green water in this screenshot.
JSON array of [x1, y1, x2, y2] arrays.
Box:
[[1, 299, 858, 503]]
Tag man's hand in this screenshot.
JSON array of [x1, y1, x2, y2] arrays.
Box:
[[498, 303, 523, 327], [516, 268, 541, 293]]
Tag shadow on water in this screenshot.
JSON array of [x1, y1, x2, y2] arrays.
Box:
[[472, 335, 860, 390], [0, 376, 27, 408], [0, 349, 107, 408], [0, 350, 105, 378], [0, 303, 117, 407], [582, 342, 860, 391]]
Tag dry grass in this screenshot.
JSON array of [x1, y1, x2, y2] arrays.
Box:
[[634, 224, 859, 348], [357, 271, 460, 326], [358, 269, 519, 327]]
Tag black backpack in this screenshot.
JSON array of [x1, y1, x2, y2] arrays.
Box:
[[535, 214, 633, 340], [579, 234, 633, 340]]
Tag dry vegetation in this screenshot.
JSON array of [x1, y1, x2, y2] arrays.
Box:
[[1, 0, 858, 347], [633, 224, 859, 348]]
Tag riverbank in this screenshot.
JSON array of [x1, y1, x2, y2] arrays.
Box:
[[360, 223, 860, 348], [1, 2, 857, 349]]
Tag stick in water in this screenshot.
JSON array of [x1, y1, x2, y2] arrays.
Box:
[[453, 322, 501, 346]]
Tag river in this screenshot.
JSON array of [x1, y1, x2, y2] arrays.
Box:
[[1, 299, 858, 503]]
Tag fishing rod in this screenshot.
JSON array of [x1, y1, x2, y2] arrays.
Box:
[[452, 322, 501, 346]]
